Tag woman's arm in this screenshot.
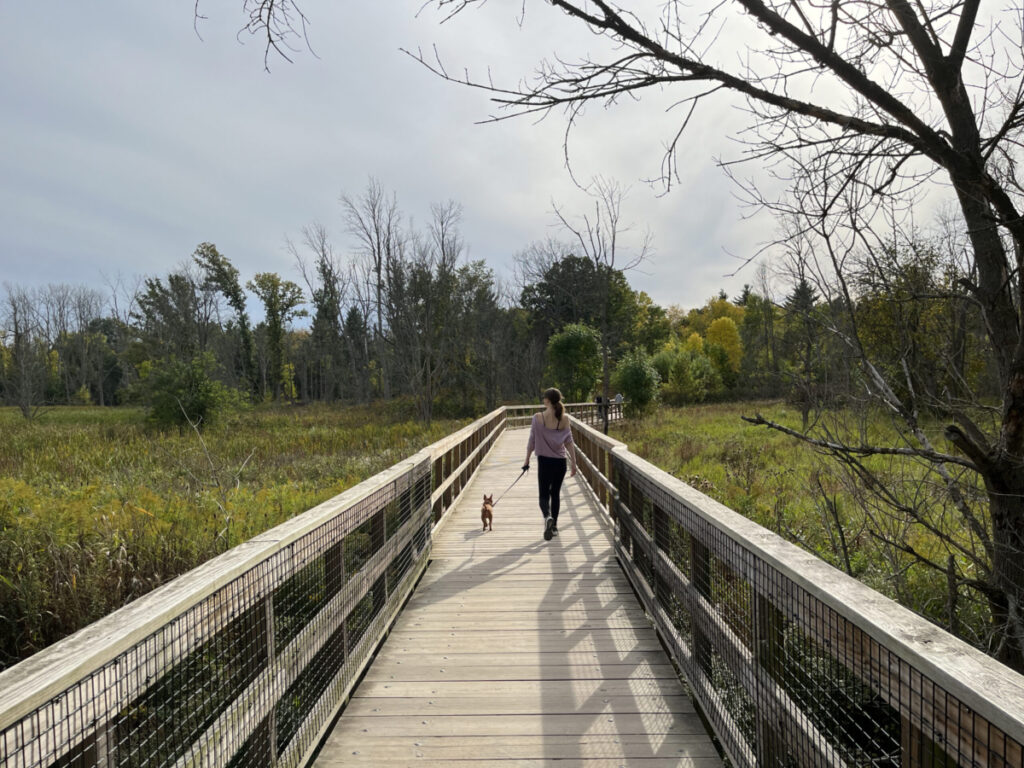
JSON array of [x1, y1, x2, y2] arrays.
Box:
[[524, 413, 537, 469], [563, 419, 578, 476]]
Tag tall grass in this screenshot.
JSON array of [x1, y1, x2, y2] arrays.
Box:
[[0, 402, 466, 669], [611, 401, 991, 647]]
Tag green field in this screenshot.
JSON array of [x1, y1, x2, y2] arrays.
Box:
[[1, 400, 989, 670], [611, 401, 990, 647], [0, 403, 467, 669]]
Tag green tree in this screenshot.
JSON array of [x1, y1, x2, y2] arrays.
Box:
[[193, 243, 256, 397], [292, 224, 346, 403], [1, 285, 50, 420], [739, 289, 781, 398], [545, 323, 601, 403], [247, 273, 306, 401], [612, 348, 660, 417], [706, 317, 742, 373], [135, 269, 218, 361], [782, 275, 821, 430], [650, 348, 676, 384], [664, 350, 722, 405], [632, 292, 672, 354]]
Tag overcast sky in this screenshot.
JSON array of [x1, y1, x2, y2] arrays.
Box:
[[0, 2, 781, 312]]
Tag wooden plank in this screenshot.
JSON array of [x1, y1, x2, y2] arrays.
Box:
[[414, 574, 625, 586], [370, 650, 676, 666], [319, 759, 720, 767], [343, 694, 693, 716], [361, 663, 679, 682], [321, 735, 719, 762], [324, 712, 708, 738], [401, 596, 640, 610], [376, 638, 667, 653], [352, 679, 689, 698], [395, 616, 650, 628]]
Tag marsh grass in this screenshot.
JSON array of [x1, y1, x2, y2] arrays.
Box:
[[0, 402, 465, 669], [612, 401, 991, 645]]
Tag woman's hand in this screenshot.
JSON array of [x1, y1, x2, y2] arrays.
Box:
[[570, 466, 577, 477]]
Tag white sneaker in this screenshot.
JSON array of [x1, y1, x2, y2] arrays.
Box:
[[544, 516, 554, 541]]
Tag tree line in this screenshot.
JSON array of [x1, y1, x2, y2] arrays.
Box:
[[5, 185, 994, 433], [0, 180, 665, 425]]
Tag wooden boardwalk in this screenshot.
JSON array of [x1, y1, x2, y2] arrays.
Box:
[[314, 429, 723, 767]]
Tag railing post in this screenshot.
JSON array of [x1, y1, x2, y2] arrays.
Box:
[[653, 503, 670, 607], [754, 591, 784, 767], [93, 720, 117, 768], [371, 509, 387, 610], [689, 536, 712, 678], [325, 540, 344, 598], [263, 594, 279, 765], [604, 448, 613, 517], [616, 474, 632, 557], [901, 716, 953, 768]]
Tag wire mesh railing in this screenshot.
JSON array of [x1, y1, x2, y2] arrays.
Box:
[[0, 407, 506, 768], [570, 418, 1024, 768], [504, 400, 624, 429]]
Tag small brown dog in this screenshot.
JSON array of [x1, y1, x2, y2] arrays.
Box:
[[481, 494, 494, 531]]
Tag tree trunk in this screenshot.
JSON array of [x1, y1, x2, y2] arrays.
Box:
[[986, 462, 1024, 671]]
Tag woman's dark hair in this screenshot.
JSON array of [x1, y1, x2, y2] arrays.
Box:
[[543, 387, 564, 423]]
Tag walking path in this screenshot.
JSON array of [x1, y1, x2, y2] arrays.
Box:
[[314, 429, 723, 766]]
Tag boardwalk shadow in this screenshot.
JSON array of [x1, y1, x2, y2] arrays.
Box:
[[415, 479, 708, 763]]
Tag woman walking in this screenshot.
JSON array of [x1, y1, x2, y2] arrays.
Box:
[[523, 387, 578, 541]]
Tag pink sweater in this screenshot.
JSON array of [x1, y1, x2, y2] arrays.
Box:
[[527, 413, 575, 460]]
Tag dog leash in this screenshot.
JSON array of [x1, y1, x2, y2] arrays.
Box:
[[491, 466, 529, 506]]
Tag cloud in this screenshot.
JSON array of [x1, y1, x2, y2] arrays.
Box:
[[0, 1, 775, 310]]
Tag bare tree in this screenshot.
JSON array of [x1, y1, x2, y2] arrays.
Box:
[[290, 222, 351, 401], [1, 284, 49, 420], [416, 0, 1024, 670], [386, 201, 467, 422], [341, 179, 404, 399]]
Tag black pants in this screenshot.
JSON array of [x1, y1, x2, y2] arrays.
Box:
[[537, 455, 567, 522]]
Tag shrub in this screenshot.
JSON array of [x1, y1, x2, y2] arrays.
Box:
[[651, 348, 677, 383], [545, 323, 602, 402], [612, 348, 660, 416], [141, 353, 243, 430], [663, 350, 723, 404]]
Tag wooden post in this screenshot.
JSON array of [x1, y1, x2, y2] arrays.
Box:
[[653, 503, 670, 607], [754, 592, 785, 767], [93, 721, 117, 768], [902, 716, 955, 768], [263, 596, 279, 764], [602, 449, 611, 510], [689, 536, 712, 677], [325, 541, 344, 599], [616, 482, 632, 557]]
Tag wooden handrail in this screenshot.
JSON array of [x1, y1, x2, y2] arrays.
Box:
[[568, 416, 1024, 768], [0, 406, 511, 768]]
